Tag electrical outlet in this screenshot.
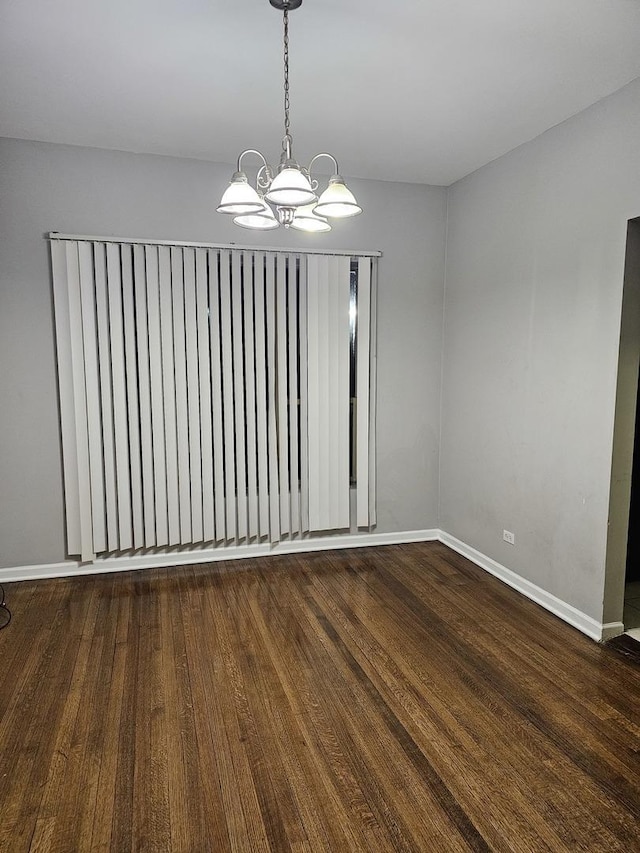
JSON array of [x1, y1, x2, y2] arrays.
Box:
[[503, 529, 515, 545]]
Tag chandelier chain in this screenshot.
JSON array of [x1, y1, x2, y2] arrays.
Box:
[[283, 8, 291, 150]]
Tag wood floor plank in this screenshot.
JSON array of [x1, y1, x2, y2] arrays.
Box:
[[90, 578, 132, 851], [0, 579, 98, 850], [0, 542, 639, 852], [173, 566, 234, 851], [132, 572, 172, 853], [199, 565, 274, 853], [37, 578, 108, 852]]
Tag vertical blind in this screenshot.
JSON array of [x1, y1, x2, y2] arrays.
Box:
[[50, 236, 378, 563]]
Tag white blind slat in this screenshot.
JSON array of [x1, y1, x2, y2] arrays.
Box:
[[51, 241, 82, 556], [335, 256, 352, 529], [320, 257, 332, 528], [106, 243, 132, 550], [276, 255, 291, 535], [196, 248, 215, 542], [133, 244, 156, 547], [120, 245, 144, 549], [94, 242, 119, 552], [171, 247, 191, 545], [184, 249, 203, 544], [77, 241, 106, 554], [146, 245, 169, 546], [65, 242, 94, 560], [266, 255, 281, 542], [253, 253, 270, 540], [328, 260, 340, 527], [243, 251, 260, 541], [220, 250, 237, 542], [298, 255, 309, 535], [232, 252, 248, 542], [159, 246, 180, 546], [306, 256, 320, 531], [209, 250, 226, 542], [288, 254, 300, 537], [320, 260, 331, 527]]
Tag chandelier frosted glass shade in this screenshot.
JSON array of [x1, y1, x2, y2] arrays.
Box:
[[264, 167, 317, 207], [234, 203, 279, 230], [290, 203, 331, 233], [217, 173, 265, 216], [313, 176, 362, 218]]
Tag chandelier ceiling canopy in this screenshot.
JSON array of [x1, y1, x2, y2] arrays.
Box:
[[217, 0, 362, 234]]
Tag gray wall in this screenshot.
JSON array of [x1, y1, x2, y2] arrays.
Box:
[[0, 137, 446, 569], [441, 76, 640, 623]]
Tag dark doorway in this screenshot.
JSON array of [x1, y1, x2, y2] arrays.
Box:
[[604, 217, 640, 629], [626, 367, 640, 583]]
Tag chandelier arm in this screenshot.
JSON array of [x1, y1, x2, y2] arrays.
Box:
[[237, 149, 270, 174], [307, 152, 340, 179], [256, 163, 273, 191]]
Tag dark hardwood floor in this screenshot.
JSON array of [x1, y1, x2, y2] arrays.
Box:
[[1, 542, 639, 852]]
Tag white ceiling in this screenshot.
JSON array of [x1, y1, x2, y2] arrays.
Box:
[[2, 0, 640, 185]]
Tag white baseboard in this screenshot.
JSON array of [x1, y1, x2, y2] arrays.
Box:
[[438, 531, 623, 643], [602, 622, 626, 641], [0, 528, 440, 584], [1, 527, 624, 643]]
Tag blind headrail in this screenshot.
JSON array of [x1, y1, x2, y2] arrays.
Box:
[[47, 232, 382, 258]]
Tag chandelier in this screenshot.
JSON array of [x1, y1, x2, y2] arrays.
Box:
[[216, 0, 362, 233]]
